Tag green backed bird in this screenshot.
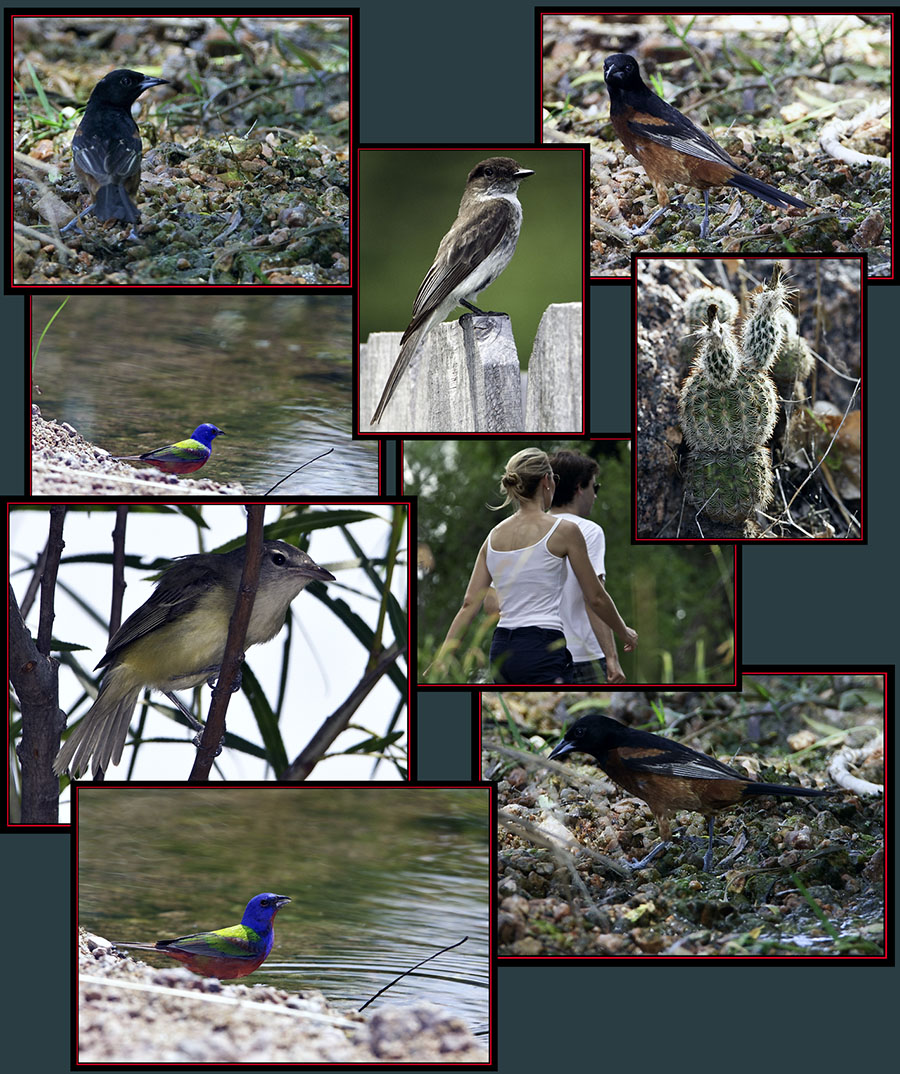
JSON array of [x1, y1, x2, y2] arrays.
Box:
[[115, 423, 224, 475], [54, 540, 335, 778]]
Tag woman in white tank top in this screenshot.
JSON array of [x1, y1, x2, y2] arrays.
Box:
[[427, 448, 638, 683]]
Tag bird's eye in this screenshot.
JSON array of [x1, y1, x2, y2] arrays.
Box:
[[484, 167, 494, 176], [271, 552, 286, 566]]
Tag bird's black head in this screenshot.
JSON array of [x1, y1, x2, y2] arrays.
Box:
[[88, 69, 169, 108], [548, 712, 618, 762], [603, 54, 648, 93]]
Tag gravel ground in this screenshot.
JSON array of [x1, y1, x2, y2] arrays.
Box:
[[32, 407, 249, 496], [79, 929, 487, 1063]]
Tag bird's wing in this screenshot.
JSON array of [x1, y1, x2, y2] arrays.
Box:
[[408, 198, 517, 329], [72, 133, 141, 185], [144, 439, 207, 462], [162, 925, 262, 958], [626, 106, 738, 169], [97, 558, 223, 666], [617, 743, 747, 782]]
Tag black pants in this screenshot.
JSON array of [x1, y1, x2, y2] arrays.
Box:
[[569, 658, 608, 684], [490, 626, 573, 684]]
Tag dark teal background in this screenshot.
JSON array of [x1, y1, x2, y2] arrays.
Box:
[[4, 3, 895, 1073]]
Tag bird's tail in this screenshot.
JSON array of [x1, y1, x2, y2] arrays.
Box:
[[728, 172, 810, 210], [53, 671, 142, 778], [113, 941, 160, 951], [741, 781, 829, 799], [370, 322, 430, 425], [93, 184, 140, 223]]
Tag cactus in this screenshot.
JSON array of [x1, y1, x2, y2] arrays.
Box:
[[684, 287, 739, 328], [684, 447, 775, 523], [678, 270, 793, 524]]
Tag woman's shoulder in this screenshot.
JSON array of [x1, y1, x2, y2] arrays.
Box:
[[549, 516, 580, 536]]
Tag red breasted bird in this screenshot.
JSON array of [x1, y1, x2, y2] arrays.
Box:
[[603, 53, 809, 239], [114, 423, 224, 475], [114, 893, 291, 979], [548, 713, 830, 871]]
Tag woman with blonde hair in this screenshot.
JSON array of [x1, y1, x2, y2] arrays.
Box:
[[429, 448, 637, 683]]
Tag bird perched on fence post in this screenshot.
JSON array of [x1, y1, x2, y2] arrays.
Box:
[[114, 893, 291, 979], [370, 156, 534, 426], [114, 423, 224, 475]]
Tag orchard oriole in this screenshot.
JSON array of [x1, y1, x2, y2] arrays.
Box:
[[548, 712, 830, 872], [603, 53, 809, 240], [65, 69, 169, 235]]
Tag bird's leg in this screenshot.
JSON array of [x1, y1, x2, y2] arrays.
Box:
[[207, 655, 244, 693], [699, 190, 711, 241], [163, 691, 204, 732], [61, 202, 95, 234], [631, 201, 673, 236], [702, 814, 717, 873]]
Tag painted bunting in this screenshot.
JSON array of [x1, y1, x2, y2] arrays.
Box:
[[114, 893, 291, 979], [115, 423, 224, 475]]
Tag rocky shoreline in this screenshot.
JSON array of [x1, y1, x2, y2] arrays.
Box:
[[79, 929, 487, 1063]]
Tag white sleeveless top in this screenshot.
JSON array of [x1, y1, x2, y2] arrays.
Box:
[[486, 515, 566, 631]]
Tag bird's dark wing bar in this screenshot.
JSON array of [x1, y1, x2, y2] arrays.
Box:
[[626, 117, 737, 169], [615, 744, 747, 782], [407, 198, 517, 327]]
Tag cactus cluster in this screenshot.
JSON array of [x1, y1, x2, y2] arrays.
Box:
[[678, 268, 803, 524]]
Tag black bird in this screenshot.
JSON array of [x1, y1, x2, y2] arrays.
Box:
[[66, 69, 169, 233], [603, 53, 809, 239], [548, 712, 830, 872]]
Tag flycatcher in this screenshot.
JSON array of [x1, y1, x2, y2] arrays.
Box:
[[53, 540, 335, 778], [370, 156, 534, 425]]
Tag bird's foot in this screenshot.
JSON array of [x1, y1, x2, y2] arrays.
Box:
[[629, 840, 670, 869]]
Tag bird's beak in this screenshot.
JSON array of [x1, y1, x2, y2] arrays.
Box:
[[274, 895, 292, 909], [298, 564, 335, 583], [548, 739, 575, 761]]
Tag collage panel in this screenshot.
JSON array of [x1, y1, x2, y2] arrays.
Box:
[[540, 13, 890, 280], [10, 14, 353, 289], [634, 255, 863, 540], [486, 670, 887, 962], [74, 783, 491, 1063], [29, 293, 376, 498], [408, 438, 737, 689], [358, 146, 586, 434], [9, 501, 409, 820]]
